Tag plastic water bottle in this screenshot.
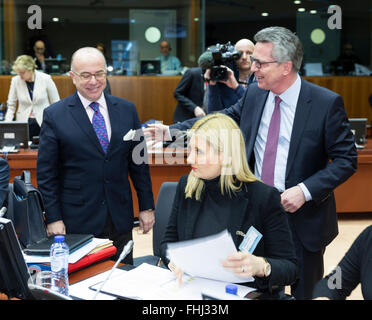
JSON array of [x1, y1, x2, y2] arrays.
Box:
[[50, 235, 69, 296]]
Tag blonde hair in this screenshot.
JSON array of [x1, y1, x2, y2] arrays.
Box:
[[12, 55, 37, 72], [185, 113, 258, 200]]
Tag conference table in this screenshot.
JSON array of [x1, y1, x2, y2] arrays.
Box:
[[69, 260, 117, 285], [5, 140, 372, 214]]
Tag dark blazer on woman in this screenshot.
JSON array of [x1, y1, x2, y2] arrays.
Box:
[[160, 174, 297, 291]]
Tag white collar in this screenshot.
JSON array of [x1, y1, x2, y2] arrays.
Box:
[[77, 91, 106, 110], [269, 73, 301, 107]]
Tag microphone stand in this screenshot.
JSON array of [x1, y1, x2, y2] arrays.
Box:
[[92, 240, 134, 300]]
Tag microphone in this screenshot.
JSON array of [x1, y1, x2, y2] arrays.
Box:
[[197, 51, 214, 71], [92, 240, 134, 300], [0, 207, 7, 218]]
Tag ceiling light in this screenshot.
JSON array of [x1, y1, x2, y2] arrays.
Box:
[[297, 8, 306, 12], [261, 12, 269, 17], [310, 10, 317, 14], [294, 0, 301, 4], [52, 17, 59, 22]]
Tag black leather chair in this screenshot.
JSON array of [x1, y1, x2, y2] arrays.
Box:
[[133, 182, 178, 267]]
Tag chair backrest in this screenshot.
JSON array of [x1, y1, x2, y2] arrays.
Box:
[[152, 182, 178, 257]]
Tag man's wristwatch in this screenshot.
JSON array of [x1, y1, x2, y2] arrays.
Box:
[[262, 257, 271, 277]]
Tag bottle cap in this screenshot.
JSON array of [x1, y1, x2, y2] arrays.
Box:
[[54, 235, 65, 242], [225, 284, 238, 295]]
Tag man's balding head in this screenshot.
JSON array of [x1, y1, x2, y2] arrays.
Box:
[[71, 47, 107, 72], [69, 47, 107, 101], [235, 39, 255, 73]]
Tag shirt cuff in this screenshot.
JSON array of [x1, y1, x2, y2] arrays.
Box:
[[298, 183, 312, 201]]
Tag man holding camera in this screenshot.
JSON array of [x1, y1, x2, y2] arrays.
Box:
[[205, 38, 255, 113]]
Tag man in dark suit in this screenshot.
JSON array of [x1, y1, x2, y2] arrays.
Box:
[[144, 26, 357, 299], [205, 38, 255, 113], [37, 47, 155, 264], [173, 66, 206, 123]]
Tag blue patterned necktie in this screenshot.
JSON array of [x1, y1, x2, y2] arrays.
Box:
[[89, 102, 109, 153]]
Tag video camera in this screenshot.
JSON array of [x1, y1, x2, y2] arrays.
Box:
[[209, 42, 242, 81]]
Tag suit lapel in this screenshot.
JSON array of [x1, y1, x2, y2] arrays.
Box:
[[105, 94, 121, 155], [184, 196, 203, 239], [227, 191, 250, 246], [285, 79, 312, 180], [20, 78, 32, 103], [68, 92, 105, 155], [32, 70, 40, 102], [246, 89, 269, 160]]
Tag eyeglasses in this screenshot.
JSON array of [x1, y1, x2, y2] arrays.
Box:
[[72, 70, 106, 81], [250, 56, 278, 69]]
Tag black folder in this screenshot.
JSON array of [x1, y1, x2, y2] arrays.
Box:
[[23, 234, 94, 256]]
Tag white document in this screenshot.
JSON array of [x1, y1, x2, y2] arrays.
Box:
[[69, 268, 127, 300], [90, 263, 255, 300], [23, 238, 110, 264], [167, 230, 254, 283], [90, 263, 175, 300]]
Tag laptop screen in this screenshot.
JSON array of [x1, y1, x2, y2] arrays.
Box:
[[140, 60, 161, 75]]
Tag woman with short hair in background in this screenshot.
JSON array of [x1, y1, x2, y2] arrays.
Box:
[[5, 55, 60, 140]]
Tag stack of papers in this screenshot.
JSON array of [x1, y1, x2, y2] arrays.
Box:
[[24, 238, 112, 264], [87, 263, 255, 300], [167, 230, 254, 283], [87, 239, 113, 254]]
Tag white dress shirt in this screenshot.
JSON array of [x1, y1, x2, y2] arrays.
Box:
[[254, 74, 312, 200], [77, 92, 112, 141]]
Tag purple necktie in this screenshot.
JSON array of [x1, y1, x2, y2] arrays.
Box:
[[261, 96, 282, 186], [89, 102, 109, 153]]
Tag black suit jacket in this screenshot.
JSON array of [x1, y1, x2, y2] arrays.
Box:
[[160, 175, 297, 291], [171, 78, 357, 252], [37, 92, 154, 235], [173, 67, 204, 123]]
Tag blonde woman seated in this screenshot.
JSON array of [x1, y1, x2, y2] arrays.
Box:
[[160, 113, 297, 294], [5, 55, 60, 139]]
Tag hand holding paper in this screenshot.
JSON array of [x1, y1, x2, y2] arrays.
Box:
[[166, 230, 254, 283], [221, 251, 266, 278]]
